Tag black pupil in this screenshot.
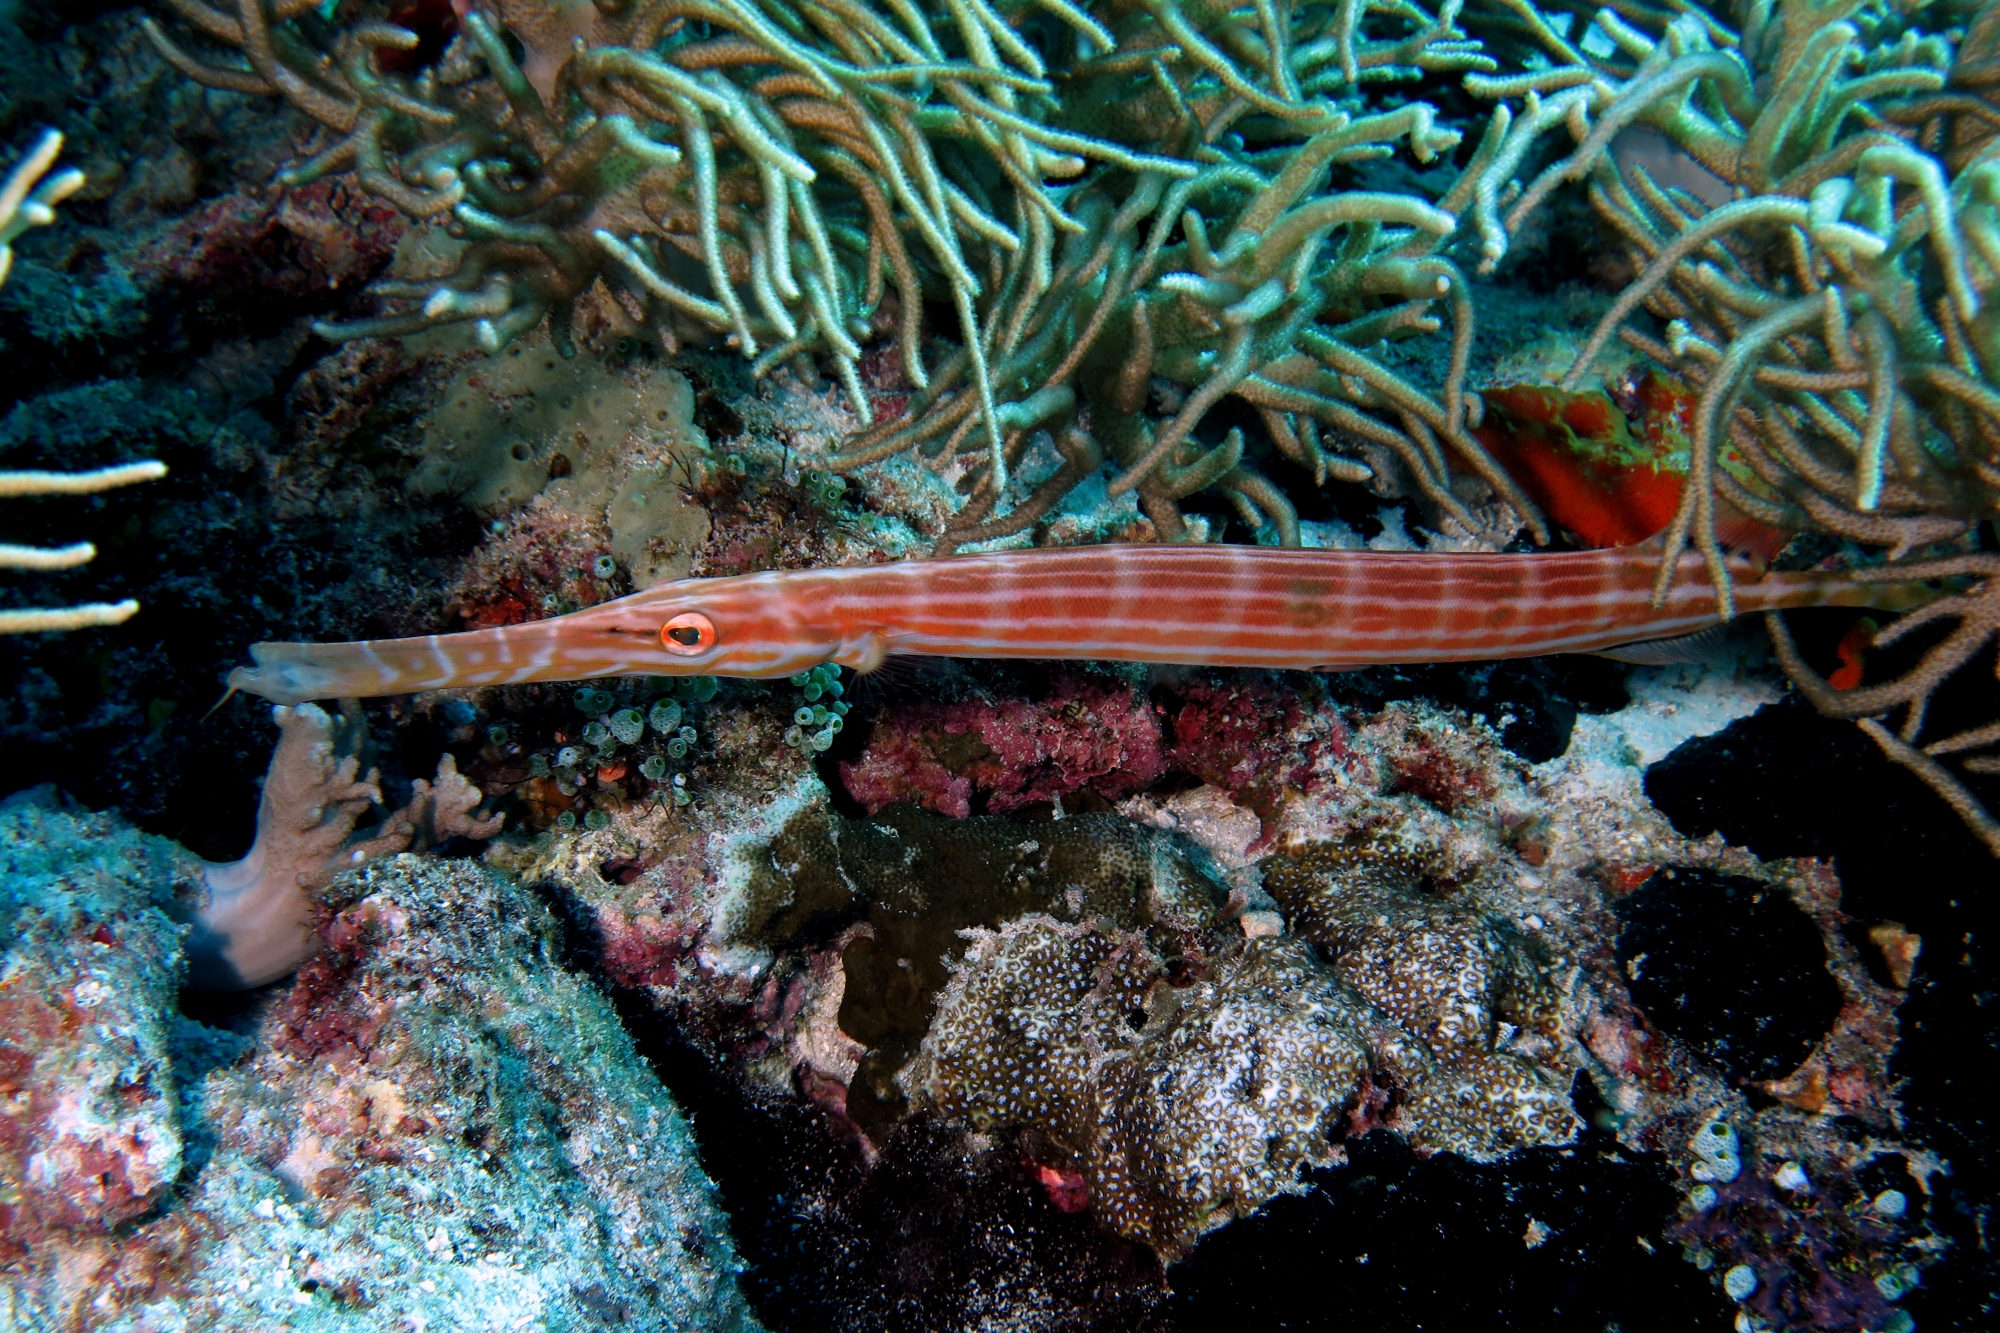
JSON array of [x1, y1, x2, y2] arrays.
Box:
[[668, 625, 703, 646]]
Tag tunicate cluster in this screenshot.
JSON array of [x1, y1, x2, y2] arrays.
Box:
[[1262, 844, 1581, 1155], [1690, 1119, 1743, 1184], [609, 708, 647, 745], [784, 663, 850, 754], [533, 676, 722, 828], [574, 687, 618, 716], [911, 841, 1583, 1259], [912, 917, 1396, 1260], [799, 470, 847, 510]]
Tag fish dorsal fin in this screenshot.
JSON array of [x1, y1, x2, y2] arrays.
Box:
[[1592, 624, 1738, 668], [833, 630, 889, 674], [1713, 500, 1792, 569], [1618, 500, 1792, 571]]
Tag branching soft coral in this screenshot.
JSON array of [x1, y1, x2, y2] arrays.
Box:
[[149, 0, 1550, 547], [186, 702, 502, 989]]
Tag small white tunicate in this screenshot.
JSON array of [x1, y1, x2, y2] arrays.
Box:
[[1688, 1184, 1718, 1212], [1872, 1189, 1908, 1218], [1772, 1161, 1809, 1192], [1875, 1270, 1908, 1302], [1691, 1119, 1742, 1183], [1723, 1263, 1758, 1301], [1696, 1120, 1739, 1156]]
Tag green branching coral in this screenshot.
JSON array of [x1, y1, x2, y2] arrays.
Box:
[[147, 0, 1555, 547]]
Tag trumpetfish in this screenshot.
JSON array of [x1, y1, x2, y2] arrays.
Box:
[[227, 540, 1921, 703]]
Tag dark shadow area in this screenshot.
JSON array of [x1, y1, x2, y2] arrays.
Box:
[[1612, 868, 1844, 1083], [1166, 1111, 1729, 1331], [1645, 690, 2000, 1331]]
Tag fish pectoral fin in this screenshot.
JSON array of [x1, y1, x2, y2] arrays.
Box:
[[1592, 625, 1738, 668], [832, 630, 889, 674]]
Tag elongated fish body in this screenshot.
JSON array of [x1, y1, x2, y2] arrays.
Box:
[[228, 543, 1912, 704]]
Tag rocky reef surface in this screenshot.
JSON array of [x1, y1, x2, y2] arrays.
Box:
[[0, 790, 758, 1332], [1, 0, 1995, 1330]]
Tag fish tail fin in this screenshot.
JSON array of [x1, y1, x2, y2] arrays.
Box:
[[1732, 565, 1945, 623], [1812, 573, 1946, 615]]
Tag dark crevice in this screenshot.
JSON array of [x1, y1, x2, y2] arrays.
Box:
[[1166, 1122, 1729, 1331], [1612, 868, 1843, 1084], [1645, 692, 2000, 1330]]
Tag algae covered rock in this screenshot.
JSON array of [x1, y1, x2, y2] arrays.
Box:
[[899, 835, 1583, 1261], [1264, 843, 1583, 1156], [0, 790, 196, 1254], [165, 853, 760, 1332], [0, 793, 760, 1333], [714, 794, 1227, 1137]]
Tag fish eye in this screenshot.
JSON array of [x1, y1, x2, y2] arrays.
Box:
[[660, 612, 717, 655]]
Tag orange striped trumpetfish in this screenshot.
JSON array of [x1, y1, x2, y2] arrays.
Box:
[[226, 540, 1923, 703]]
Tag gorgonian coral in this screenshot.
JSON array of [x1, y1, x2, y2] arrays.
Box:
[[0, 131, 167, 634]]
